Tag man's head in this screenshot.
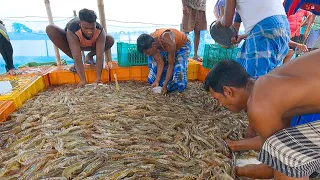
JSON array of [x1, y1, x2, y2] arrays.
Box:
[[204, 60, 251, 112], [0, 20, 4, 26], [137, 34, 157, 56], [79, 8, 97, 38]]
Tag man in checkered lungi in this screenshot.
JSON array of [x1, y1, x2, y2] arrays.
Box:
[[204, 50, 320, 179]]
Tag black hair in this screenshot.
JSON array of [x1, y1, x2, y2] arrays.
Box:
[[79, 8, 97, 23], [204, 60, 250, 95], [137, 34, 155, 54], [0, 20, 3, 25]]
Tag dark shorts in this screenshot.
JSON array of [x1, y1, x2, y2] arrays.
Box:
[[182, 7, 207, 32], [289, 35, 303, 49]]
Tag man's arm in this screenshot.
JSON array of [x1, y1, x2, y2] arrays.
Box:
[[95, 30, 106, 83], [226, 136, 263, 152], [221, 0, 236, 27], [66, 30, 86, 86], [289, 40, 308, 52], [160, 32, 176, 93], [152, 51, 165, 87], [304, 14, 316, 41], [248, 107, 284, 142]]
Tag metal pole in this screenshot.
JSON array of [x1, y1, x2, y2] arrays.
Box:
[[97, 0, 112, 65], [44, 0, 61, 66]]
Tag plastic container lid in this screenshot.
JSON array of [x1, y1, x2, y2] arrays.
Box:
[[210, 21, 237, 46]]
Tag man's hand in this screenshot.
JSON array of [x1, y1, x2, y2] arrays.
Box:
[[77, 80, 87, 88], [151, 81, 159, 88], [183, 5, 190, 14], [215, 18, 223, 28], [231, 35, 245, 44], [161, 86, 168, 94], [297, 43, 308, 52], [225, 139, 239, 152]]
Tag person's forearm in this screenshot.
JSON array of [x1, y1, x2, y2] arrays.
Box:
[[221, 0, 236, 27], [241, 34, 248, 38], [163, 64, 174, 87], [235, 136, 262, 151], [163, 53, 175, 86], [95, 56, 103, 81], [236, 164, 273, 179], [289, 40, 298, 48], [73, 55, 86, 82], [155, 59, 164, 83]]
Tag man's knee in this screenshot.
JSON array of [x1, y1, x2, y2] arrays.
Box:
[[105, 35, 114, 49], [45, 25, 56, 35]]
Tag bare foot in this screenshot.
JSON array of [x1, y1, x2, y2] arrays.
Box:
[[85, 54, 95, 65], [7, 69, 22, 75], [192, 56, 203, 62], [69, 66, 77, 73], [77, 81, 87, 88]]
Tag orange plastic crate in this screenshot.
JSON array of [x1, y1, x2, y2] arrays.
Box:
[[110, 62, 148, 81], [49, 66, 110, 85], [197, 64, 210, 82], [111, 61, 200, 82], [188, 58, 203, 65], [0, 101, 15, 122], [18, 66, 56, 88], [187, 60, 199, 80], [75, 68, 110, 83]]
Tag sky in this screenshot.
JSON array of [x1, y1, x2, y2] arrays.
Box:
[[0, 0, 219, 33]]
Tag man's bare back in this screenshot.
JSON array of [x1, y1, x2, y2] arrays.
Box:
[[248, 50, 320, 141]]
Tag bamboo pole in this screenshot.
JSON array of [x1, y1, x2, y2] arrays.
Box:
[[44, 0, 62, 66], [97, 0, 112, 65]]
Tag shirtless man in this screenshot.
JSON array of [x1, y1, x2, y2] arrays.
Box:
[[46, 8, 114, 88], [204, 50, 320, 179]]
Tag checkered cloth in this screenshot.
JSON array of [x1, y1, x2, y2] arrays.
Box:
[[236, 15, 290, 79], [259, 120, 320, 178], [147, 40, 191, 92]]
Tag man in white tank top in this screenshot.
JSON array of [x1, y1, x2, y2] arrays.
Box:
[[216, 0, 290, 79]]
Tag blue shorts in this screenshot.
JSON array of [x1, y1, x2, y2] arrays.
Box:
[[291, 113, 320, 127]]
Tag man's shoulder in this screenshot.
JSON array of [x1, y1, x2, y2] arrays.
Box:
[[66, 18, 80, 33], [95, 22, 103, 30], [248, 76, 277, 108]]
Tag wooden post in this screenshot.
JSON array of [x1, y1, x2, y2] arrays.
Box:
[[97, 0, 112, 65], [44, 0, 62, 66]]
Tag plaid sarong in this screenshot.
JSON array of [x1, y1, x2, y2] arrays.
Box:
[[259, 120, 320, 178], [147, 40, 191, 92], [236, 15, 290, 79]]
